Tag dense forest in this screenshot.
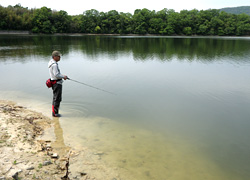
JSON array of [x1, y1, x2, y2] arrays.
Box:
[[220, 6, 250, 16], [0, 4, 250, 36]]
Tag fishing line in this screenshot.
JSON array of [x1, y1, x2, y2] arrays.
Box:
[[67, 78, 116, 95]]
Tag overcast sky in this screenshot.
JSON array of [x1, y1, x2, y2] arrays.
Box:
[[1, 0, 249, 15]]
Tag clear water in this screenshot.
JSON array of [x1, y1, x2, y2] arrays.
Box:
[[1, 35, 250, 179]]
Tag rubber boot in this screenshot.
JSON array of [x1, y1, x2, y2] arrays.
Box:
[[52, 105, 61, 117]]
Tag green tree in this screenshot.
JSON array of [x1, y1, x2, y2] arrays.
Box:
[[32, 7, 55, 33], [53, 10, 71, 33], [209, 16, 223, 35], [0, 6, 9, 29], [236, 13, 250, 35], [82, 9, 100, 33], [179, 10, 194, 35], [165, 9, 179, 35], [198, 24, 208, 35], [95, 25, 101, 33], [196, 9, 220, 35], [149, 17, 163, 34], [106, 10, 120, 33], [0, 4, 32, 30], [224, 15, 237, 35], [218, 27, 225, 36], [183, 27, 192, 35], [69, 15, 82, 33], [119, 12, 133, 34], [133, 8, 152, 34]]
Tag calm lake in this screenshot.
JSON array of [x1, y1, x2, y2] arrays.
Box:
[[1, 35, 250, 179]]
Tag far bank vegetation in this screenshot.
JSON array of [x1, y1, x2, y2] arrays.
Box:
[[0, 4, 250, 36]]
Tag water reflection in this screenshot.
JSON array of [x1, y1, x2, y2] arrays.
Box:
[[1, 35, 250, 63]]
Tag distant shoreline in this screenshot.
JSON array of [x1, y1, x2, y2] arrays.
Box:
[[0, 30, 31, 35], [0, 31, 249, 38]]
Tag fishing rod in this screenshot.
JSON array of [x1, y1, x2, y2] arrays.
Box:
[[67, 78, 115, 95]]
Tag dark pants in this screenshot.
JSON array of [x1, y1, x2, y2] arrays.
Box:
[[52, 83, 62, 115]]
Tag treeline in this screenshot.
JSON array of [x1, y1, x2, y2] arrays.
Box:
[[1, 4, 250, 35]]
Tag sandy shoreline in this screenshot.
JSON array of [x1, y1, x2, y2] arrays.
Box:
[[0, 100, 72, 179], [0, 100, 121, 180], [0, 100, 101, 180]]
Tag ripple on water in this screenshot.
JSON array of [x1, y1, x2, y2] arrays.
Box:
[[62, 101, 90, 117]]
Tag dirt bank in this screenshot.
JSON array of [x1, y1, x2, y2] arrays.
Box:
[[0, 100, 72, 180]]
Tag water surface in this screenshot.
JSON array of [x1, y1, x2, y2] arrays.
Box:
[[1, 35, 250, 179]]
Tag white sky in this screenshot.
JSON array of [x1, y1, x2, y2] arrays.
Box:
[[1, 0, 249, 15]]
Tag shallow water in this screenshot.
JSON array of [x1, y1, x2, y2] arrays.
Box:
[[1, 35, 250, 179]]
